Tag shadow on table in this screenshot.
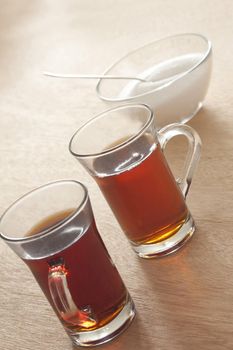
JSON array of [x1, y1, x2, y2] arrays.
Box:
[[135, 106, 233, 347], [188, 105, 232, 141]]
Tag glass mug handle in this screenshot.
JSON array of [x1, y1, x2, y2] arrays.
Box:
[[48, 260, 97, 328], [158, 123, 202, 198]]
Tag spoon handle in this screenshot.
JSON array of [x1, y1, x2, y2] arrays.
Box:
[[43, 72, 147, 82]]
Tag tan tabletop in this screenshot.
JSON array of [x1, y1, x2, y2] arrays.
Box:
[[0, 1, 233, 349]]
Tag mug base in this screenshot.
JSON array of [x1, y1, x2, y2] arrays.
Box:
[[67, 294, 136, 347], [132, 215, 195, 259]]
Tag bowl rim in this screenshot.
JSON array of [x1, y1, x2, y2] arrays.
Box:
[[96, 32, 212, 102]]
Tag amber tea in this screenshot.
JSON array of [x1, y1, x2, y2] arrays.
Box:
[[24, 209, 128, 331], [95, 143, 189, 245]]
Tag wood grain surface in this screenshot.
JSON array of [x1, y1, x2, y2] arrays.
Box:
[[0, 1, 233, 349]]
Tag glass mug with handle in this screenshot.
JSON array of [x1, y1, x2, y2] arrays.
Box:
[[69, 104, 201, 258], [0, 180, 135, 347]]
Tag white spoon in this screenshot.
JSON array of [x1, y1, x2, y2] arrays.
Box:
[[43, 71, 183, 89], [43, 72, 148, 82]]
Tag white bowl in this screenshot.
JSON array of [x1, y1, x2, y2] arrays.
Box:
[[96, 33, 212, 128]]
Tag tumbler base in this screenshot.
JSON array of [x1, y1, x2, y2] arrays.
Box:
[[132, 215, 195, 259], [68, 294, 136, 347]]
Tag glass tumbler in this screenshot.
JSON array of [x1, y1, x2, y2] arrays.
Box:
[[0, 180, 135, 347], [69, 104, 201, 258]]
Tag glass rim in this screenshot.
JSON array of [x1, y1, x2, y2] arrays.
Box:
[[69, 103, 154, 159], [0, 179, 89, 242], [96, 32, 212, 102]]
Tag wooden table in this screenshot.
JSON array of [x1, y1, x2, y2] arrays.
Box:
[[0, 1, 232, 349]]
